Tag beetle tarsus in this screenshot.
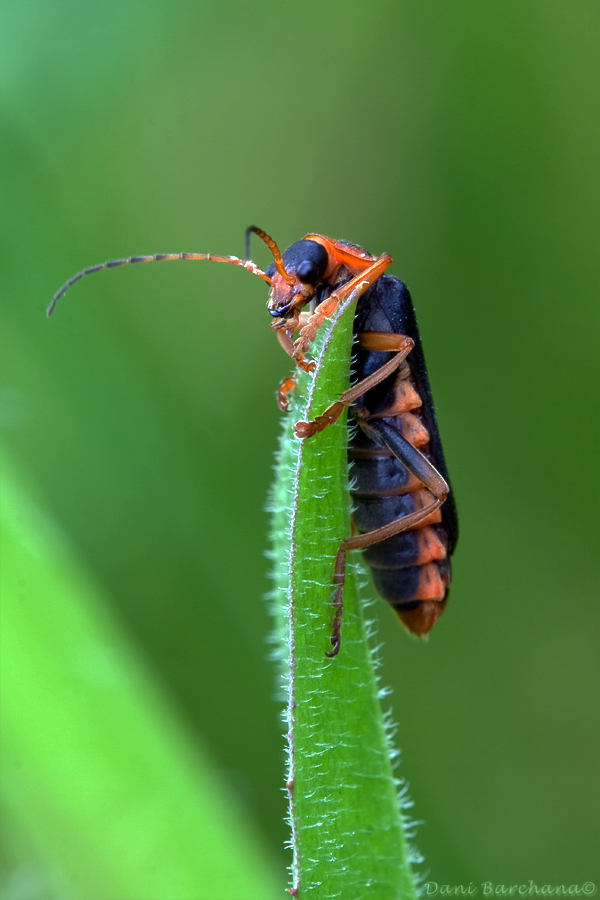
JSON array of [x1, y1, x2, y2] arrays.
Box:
[[277, 374, 297, 411], [325, 588, 343, 658], [325, 550, 346, 657]]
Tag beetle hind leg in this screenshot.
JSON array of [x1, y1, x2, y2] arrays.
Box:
[[323, 495, 444, 656], [325, 548, 346, 658]]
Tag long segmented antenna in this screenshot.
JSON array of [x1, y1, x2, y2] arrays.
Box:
[[245, 226, 294, 285], [47, 251, 271, 317]]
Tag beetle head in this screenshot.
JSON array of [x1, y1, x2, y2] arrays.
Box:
[[266, 239, 329, 319]]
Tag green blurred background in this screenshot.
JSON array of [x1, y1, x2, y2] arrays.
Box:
[[2, 0, 598, 893]]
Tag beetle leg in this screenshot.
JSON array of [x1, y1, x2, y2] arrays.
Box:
[[324, 413, 449, 657], [294, 333, 414, 438], [325, 548, 346, 657], [292, 254, 393, 361], [325, 493, 444, 657], [360, 418, 449, 502], [277, 374, 297, 411], [325, 495, 444, 657], [276, 327, 315, 373], [356, 331, 414, 352], [275, 311, 320, 409]]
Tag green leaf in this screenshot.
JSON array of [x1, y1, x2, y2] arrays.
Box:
[[0, 446, 282, 900], [270, 300, 420, 898]]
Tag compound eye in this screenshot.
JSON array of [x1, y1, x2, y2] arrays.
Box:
[[296, 260, 319, 284]]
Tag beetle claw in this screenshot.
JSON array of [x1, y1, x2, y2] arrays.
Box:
[[294, 419, 317, 439]]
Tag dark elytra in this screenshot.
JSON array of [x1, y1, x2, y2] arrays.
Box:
[[349, 272, 457, 625]]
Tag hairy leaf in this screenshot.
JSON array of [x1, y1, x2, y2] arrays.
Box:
[[270, 300, 419, 899]]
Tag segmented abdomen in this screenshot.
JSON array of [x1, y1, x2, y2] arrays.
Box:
[[348, 274, 457, 637], [349, 408, 451, 636]]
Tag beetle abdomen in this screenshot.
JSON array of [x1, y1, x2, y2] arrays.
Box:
[[348, 274, 457, 637]]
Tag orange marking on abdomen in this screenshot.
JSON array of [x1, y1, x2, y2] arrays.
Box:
[[399, 412, 430, 447], [415, 563, 446, 601], [412, 489, 443, 525], [415, 527, 447, 565], [371, 379, 422, 417]]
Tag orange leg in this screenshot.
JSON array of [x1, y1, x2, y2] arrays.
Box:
[[276, 326, 315, 373], [326, 495, 445, 657], [292, 255, 393, 363], [361, 417, 449, 502], [277, 374, 297, 411], [274, 312, 316, 407], [318, 340, 450, 655], [294, 332, 414, 438]]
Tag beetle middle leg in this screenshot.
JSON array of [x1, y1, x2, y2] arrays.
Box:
[[294, 332, 414, 438]]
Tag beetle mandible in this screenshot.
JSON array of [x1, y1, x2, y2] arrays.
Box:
[[50, 227, 458, 657]]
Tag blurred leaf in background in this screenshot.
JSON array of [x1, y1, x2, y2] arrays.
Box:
[[1, 446, 281, 899], [1, 0, 598, 890]]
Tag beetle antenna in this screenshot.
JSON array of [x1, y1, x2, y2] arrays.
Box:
[[47, 251, 271, 317], [245, 226, 294, 285]]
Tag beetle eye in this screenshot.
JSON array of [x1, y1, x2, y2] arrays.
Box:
[[296, 260, 318, 284]]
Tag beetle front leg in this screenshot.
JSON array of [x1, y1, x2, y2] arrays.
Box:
[[275, 324, 315, 373], [277, 374, 297, 411]]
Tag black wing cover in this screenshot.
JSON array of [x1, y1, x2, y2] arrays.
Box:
[[351, 274, 458, 553]]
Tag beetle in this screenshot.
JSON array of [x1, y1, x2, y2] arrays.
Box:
[[50, 227, 457, 656]]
